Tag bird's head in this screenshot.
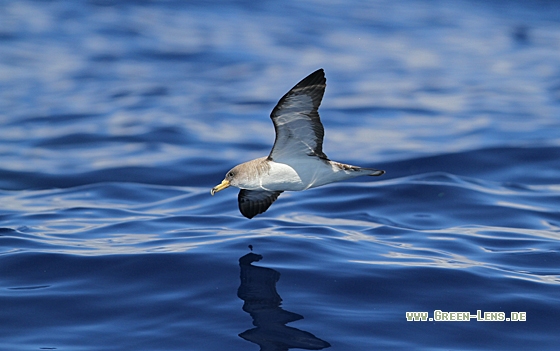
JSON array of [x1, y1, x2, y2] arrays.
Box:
[[210, 167, 240, 195]]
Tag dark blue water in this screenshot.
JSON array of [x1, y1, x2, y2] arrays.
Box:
[[2, 0, 560, 350]]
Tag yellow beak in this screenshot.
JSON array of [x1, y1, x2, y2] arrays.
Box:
[[211, 179, 230, 195]]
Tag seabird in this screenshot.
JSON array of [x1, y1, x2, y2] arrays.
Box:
[[211, 69, 385, 219]]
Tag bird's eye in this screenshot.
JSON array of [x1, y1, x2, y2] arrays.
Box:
[[228, 172, 234, 177]]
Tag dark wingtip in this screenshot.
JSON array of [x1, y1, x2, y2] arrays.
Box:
[[238, 190, 283, 219], [242, 211, 257, 219], [312, 68, 324, 76], [295, 68, 326, 89]]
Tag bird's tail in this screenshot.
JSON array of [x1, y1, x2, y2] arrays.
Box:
[[332, 161, 385, 176], [364, 168, 385, 176]]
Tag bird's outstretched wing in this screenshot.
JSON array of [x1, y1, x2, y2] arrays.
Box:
[[268, 69, 328, 162], [238, 189, 283, 219]]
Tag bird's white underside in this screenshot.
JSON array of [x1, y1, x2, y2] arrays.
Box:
[[236, 157, 371, 192]]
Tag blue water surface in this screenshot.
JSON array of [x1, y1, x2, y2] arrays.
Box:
[[1, 0, 560, 350]]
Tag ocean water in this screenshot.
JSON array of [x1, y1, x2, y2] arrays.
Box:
[[1, 0, 560, 350]]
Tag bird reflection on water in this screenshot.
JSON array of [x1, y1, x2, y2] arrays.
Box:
[[238, 252, 331, 351]]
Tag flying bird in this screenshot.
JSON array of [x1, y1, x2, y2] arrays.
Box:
[[211, 69, 385, 218]]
